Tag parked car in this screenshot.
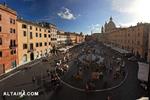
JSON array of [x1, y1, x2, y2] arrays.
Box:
[[128, 56, 138, 62]]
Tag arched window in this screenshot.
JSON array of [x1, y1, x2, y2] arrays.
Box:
[[0, 38, 2, 45]]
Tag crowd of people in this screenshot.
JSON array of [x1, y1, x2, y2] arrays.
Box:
[[35, 40, 127, 94], [57, 41, 127, 92]]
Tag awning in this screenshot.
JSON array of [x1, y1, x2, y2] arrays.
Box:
[[137, 97, 149, 100], [104, 43, 131, 54], [111, 47, 130, 54]]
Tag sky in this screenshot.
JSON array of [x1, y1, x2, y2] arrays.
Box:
[[1, 0, 150, 34]]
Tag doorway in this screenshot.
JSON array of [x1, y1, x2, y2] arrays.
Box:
[[30, 52, 34, 61]]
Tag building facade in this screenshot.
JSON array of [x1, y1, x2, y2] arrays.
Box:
[[0, 4, 85, 75], [0, 4, 18, 75], [17, 19, 55, 65], [65, 32, 85, 45], [96, 17, 150, 61], [76, 33, 85, 43], [57, 30, 68, 46], [49, 24, 57, 47], [57, 31, 85, 46]]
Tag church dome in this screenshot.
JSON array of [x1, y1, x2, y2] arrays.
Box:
[[107, 17, 116, 30]]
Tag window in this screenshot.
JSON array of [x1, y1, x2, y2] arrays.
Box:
[[49, 42, 51, 45], [23, 44, 27, 49], [36, 43, 39, 47], [48, 30, 50, 33], [0, 38, 2, 45], [36, 27, 38, 31], [40, 42, 42, 46], [10, 50, 16, 55], [10, 40, 13, 46], [10, 18, 13, 24], [14, 50, 16, 54], [39, 33, 42, 37], [0, 26, 1, 32], [13, 29, 15, 33], [36, 33, 38, 37], [10, 19, 15, 24], [13, 40, 16, 46], [45, 42, 47, 46], [10, 50, 13, 55], [13, 20, 15, 24], [51, 38, 57, 41], [22, 24, 27, 28], [0, 51, 2, 57], [30, 26, 32, 30], [30, 43, 33, 50], [23, 31, 26, 36], [44, 34, 47, 38], [36, 52, 39, 58], [39, 28, 41, 31], [48, 34, 50, 38], [44, 29, 46, 32], [23, 54, 27, 62], [30, 32, 33, 39], [10, 28, 15, 33]]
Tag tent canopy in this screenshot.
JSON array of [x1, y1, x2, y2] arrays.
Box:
[[138, 62, 149, 82]]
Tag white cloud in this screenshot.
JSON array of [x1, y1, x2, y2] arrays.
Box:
[[88, 24, 100, 33], [57, 7, 76, 20], [111, 0, 135, 13], [111, 0, 150, 25]]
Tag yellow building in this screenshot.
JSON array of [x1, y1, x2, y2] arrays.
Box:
[[17, 19, 55, 65]]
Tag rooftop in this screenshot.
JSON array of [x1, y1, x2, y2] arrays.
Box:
[[0, 3, 17, 15], [17, 18, 56, 29]]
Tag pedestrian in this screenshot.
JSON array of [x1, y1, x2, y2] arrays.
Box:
[[32, 75, 36, 84], [107, 95, 112, 100], [85, 82, 89, 93], [47, 69, 50, 77]]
